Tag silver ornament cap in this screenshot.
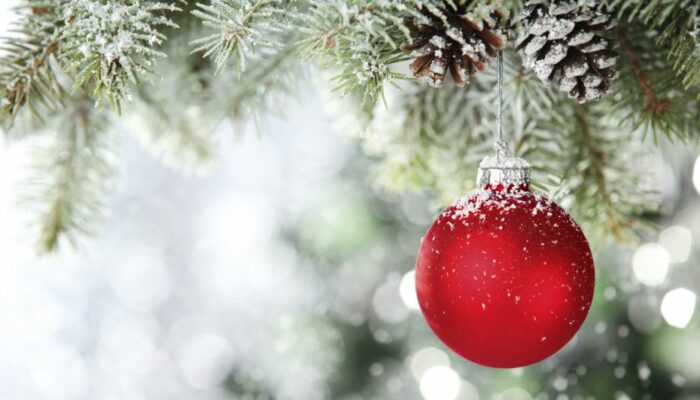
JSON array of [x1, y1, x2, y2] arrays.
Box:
[[477, 140, 531, 188]]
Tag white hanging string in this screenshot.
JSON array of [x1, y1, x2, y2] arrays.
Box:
[[497, 50, 503, 143], [477, 51, 531, 188], [495, 51, 509, 163]]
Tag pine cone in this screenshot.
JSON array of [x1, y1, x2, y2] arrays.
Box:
[[402, 3, 508, 88], [514, 0, 619, 103]]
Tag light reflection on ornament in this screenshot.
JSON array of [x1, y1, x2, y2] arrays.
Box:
[[660, 288, 697, 328], [632, 243, 670, 286]]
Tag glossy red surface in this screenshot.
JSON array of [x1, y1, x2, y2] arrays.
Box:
[[415, 187, 595, 368]]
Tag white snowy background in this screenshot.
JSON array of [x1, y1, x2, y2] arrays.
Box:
[[1, 3, 700, 400], [0, 4, 351, 399]]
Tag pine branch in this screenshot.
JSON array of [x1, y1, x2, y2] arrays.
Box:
[[131, 82, 219, 174], [351, 50, 659, 243], [60, 0, 182, 113], [353, 53, 518, 203], [129, 25, 303, 173], [0, 2, 67, 129], [221, 42, 304, 127], [659, 7, 700, 91], [21, 94, 116, 253], [611, 22, 700, 141], [617, 27, 671, 116], [191, 0, 296, 74], [545, 104, 657, 244], [300, 0, 423, 105], [129, 38, 219, 174], [606, 0, 700, 95]]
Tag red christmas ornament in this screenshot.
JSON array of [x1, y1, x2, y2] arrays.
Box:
[[415, 155, 595, 368]]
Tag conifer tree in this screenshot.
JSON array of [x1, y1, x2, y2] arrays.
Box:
[[1, 0, 698, 252]]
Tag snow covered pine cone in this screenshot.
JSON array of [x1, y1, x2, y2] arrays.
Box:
[[402, 3, 508, 88], [514, 0, 619, 103]]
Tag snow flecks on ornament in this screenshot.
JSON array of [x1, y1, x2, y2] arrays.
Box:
[[446, 186, 583, 244], [417, 179, 595, 367]]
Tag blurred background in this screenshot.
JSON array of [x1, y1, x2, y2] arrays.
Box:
[[2, 4, 700, 400]]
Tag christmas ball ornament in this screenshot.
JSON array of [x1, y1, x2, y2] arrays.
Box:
[[415, 152, 595, 368]]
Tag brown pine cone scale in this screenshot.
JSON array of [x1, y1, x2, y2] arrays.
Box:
[[514, 0, 619, 103], [403, 4, 508, 88]]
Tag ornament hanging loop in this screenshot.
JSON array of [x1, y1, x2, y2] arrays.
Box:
[[477, 51, 531, 190]]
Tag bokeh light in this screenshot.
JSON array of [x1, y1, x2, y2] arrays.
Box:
[[174, 333, 235, 389], [693, 155, 700, 195], [661, 288, 697, 328], [496, 387, 534, 400], [109, 247, 173, 311], [400, 269, 420, 310], [419, 365, 461, 400], [632, 243, 670, 286], [658, 225, 692, 264], [410, 347, 451, 380]]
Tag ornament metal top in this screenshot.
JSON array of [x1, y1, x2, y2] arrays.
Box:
[[476, 139, 531, 190]]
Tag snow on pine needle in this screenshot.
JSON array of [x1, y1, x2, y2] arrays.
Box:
[[60, 0, 181, 113], [191, 0, 296, 75], [0, 1, 68, 129], [299, 0, 418, 105], [21, 94, 116, 254]]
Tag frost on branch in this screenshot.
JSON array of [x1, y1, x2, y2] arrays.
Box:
[[61, 0, 181, 112], [0, 2, 67, 128], [191, 0, 295, 75], [21, 95, 116, 253]]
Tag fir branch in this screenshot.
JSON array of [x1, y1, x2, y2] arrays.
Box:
[[611, 22, 699, 141], [60, 0, 182, 113], [0, 2, 67, 129], [221, 42, 304, 127], [129, 27, 302, 173], [129, 32, 219, 174], [606, 0, 700, 95], [658, 7, 700, 91], [300, 0, 423, 105], [21, 94, 116, 253], [354, 53, 513, 203], [131, 83, 219, 174], [511, 64, 659, 244], [546, 104, 657, 244], [352, 51, 659, 243], [617, 27, 671, 117], [191, 0, 296, 74]]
